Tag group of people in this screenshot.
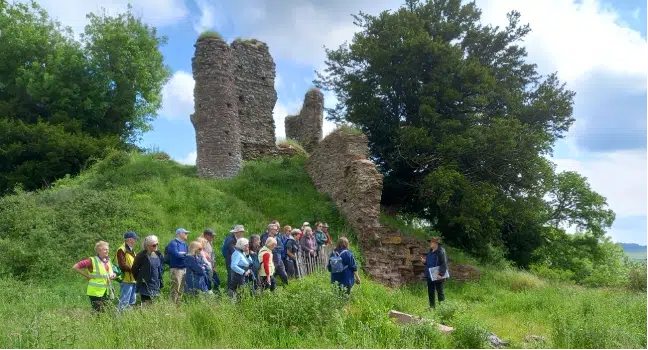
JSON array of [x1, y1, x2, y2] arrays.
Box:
[[72, 220, 361, 312]]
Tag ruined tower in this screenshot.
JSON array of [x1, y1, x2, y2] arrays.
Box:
[[284, 88, 324, 153], [191, 36, 242, 178], [232, 39, 278, 160]]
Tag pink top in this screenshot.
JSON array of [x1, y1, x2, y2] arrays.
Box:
[[76, 256, 110, 273]]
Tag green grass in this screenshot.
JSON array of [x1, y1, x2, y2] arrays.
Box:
[[0, 151, 645, 348], [198, 30, 222, 40]]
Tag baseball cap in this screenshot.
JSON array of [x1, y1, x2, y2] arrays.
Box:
[[176, 228, 190, 235], [230, 224, 246, 233], [203, 228, 215, 236], [124, 231, 140, 239]]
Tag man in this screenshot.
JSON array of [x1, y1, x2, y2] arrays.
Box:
[[261, 223, 288, 285], [260, 219, 280, 245], [223, 224, 246, 286], [284, 228, 301, 277], [116, 231, 139, 311], [166, 227, 189, 304], [201, 228, 221, 292], [420, 236, 448, 308]]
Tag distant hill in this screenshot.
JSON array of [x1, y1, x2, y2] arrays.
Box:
[[620, 243, 647, 262]]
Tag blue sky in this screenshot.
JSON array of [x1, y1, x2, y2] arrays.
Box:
[[31, 0, 647, 244]]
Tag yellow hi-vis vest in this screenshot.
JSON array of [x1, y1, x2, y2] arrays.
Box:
[[86, 256, 114, 297], [257, 246, 275, 277], [117, 244, 136, 283]]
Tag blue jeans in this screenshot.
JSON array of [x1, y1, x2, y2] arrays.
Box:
[[118, 283, 137, 311]]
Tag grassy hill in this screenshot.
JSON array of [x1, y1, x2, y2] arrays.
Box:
[[0, 152, 645, 349]]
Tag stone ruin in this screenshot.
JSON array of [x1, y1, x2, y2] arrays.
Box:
[[284, 88, 324, 153], [306, 128, 481, 287], [191, 36, 279, 178], [191, 36, 242, 178], [232, 39, 278, 160]]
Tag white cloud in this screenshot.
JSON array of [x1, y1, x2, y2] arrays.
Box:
[[176, 151, 197, 165], [192, 0, 219, 34], [552, 149, 647, 219], [159, 71, 195, 120], [23, 0, 188, 36]]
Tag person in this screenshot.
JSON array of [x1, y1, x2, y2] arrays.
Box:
[[185, 241, 209, 295], [261, 223, 288, 285], [72, 241, 117, 312], [420, 236, 448, 308], [300, 226, 316, 258], [294, 228, 303, 241], [200, 228, 221, 292], [258, 237, 277, 292], [132, 235, 164, 305], [284, 228, 300, 277], [314, 222, 328, 249], [301, 222, 310, 232], [322, 223, 333, 245], [248, 234, 262, 292], [229, 237, 253, 301], [327, 237, 360, 295], [166, 228, 189, 304], [223, 225, 246, 286], [195, 236, 213, 292], [116, 231, 139, 311]]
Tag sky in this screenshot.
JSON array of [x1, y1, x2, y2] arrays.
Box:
[[28, 0, 647, 244]]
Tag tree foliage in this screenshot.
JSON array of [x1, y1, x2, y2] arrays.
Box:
[[0, 0, 170, 194], [315, 0, 616, 265]]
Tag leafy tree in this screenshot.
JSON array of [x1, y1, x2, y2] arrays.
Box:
[[0, 0, 170, 194], [315, 0, 613, 263]]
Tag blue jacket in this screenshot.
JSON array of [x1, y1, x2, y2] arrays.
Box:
[[166, 238, 188, 268], [327, 248, 357, 287], [231, 249, 252, 275], [425, 246, 448, 280], [184, 255, 208, 294]]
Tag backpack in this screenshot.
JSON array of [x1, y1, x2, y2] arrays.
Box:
[[329, 250, 348, 273], [163, 242, 171, 265]]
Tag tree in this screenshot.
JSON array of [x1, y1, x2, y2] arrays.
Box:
[[315, 0, 613, 263], [0, 1, 170, 194]]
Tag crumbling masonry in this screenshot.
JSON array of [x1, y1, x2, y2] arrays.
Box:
[[285, 88, 324, 153], [306, 129, 481, 287], [191, 37, 279, 178], [232, 39, 278, 160], [191, 37, 242, 178]]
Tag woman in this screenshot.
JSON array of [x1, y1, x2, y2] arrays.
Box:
[[229, 237, 253, 300], [419, 236, 448, 308], [322, 223, 332, 245], [248, 234, 261, 292], [185, 241, 208, 295], [327, 237, 360, 295], [300, 227, 316, 257], [284, 229, 300, 277], [314, 222, 328, 249], [132, 235, 164, 305], [257, 237, 277, 292], [196, 236, 213, 291], [72, 241, 117, 312]]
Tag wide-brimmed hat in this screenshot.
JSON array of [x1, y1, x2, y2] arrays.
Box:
[[230, 224, 246, 233]]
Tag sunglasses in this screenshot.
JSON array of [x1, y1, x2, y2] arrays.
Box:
[[151, 243, 159, 247]]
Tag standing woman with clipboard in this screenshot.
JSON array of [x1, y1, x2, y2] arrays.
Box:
[[420, 236, 449, 309]]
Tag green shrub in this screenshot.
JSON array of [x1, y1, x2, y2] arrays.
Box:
[[198, 30, 222, 40], [529, 263, 575, 283], [488, 268, 546, 292], [627, 262, 647, 292], [435, 300, 465, 324], [452, 315, 489, 349]]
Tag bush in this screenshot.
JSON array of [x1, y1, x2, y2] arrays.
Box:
[[530, 263, 575, 283], [452, 315, 489, 349], [435, 300, 465, 324], [488, 268, 546, 292], [627, 262, 647, 292]]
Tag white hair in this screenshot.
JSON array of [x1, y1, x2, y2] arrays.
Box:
[[143, 235, 158, 249], [235, 237, 249, 250], [265, 237, 277, 248], [267, 223, 277, 231], [304, 227, 313, 235]]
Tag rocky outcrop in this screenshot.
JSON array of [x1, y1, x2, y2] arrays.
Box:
[[232, 39, 278, 160], [191, 37, 242, 178], [285, 89, 324, 153]]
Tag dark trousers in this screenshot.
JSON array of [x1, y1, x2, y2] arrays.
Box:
[[89, 293, 108, 312], [260, 275, 276, 292], [284, 258, 296, 278], [226, 265, 232, 286], [140, 294, 155, 305], [274, 258, 288, 285], [426, 279, 445, 307]]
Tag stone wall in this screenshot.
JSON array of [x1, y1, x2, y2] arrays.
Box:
[[306, 128, 480, 287], [232, 39, 278, 160], [285, 88, 324, 153], [191, 37, 242, 178]]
